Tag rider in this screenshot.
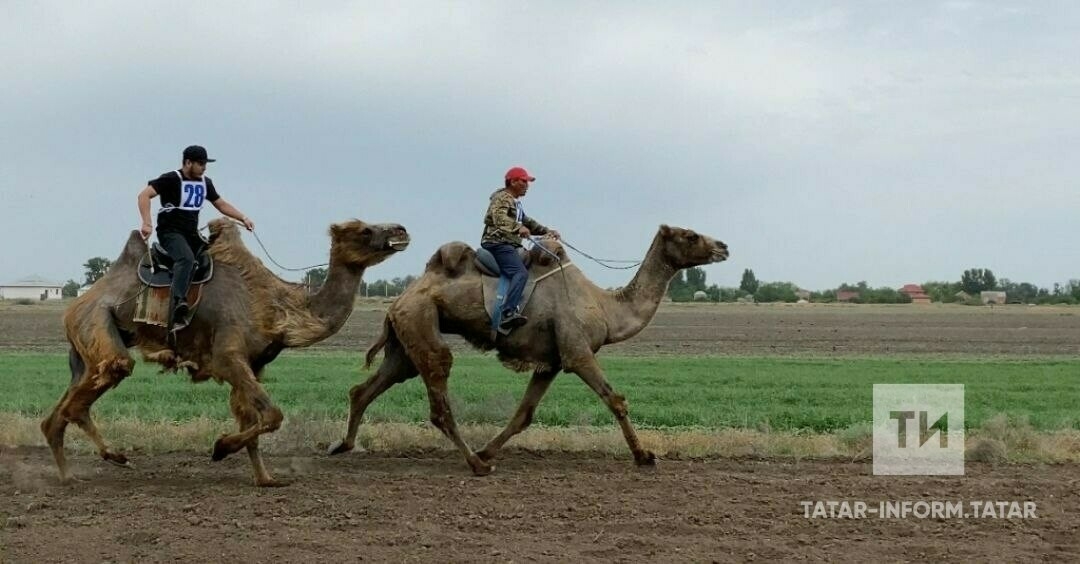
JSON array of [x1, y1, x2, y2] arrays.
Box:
[[481, 166, 560, 331], [137, 145, 254, 328]]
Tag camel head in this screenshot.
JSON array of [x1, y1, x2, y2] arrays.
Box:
[[329, 220, 411, 268], [656, 225, 729, 269]]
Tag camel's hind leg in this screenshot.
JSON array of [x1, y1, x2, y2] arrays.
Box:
[[328, 334, 418, 455], [41, 328, 134, 483], [395, 305, 491, 476], [476, 366, 560, 463], [210, 356, 285, 487]]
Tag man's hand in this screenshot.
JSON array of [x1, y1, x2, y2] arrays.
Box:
[[518, 226, 531, 237], [140, 222, 152, 239], [242, 217, 255, 231]]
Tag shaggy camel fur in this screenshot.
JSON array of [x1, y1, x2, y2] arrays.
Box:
[[41, 218, 409, 486], [329, 225, 728, 475]]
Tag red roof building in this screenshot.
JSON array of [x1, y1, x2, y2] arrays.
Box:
[[899, 284, 931, 304]]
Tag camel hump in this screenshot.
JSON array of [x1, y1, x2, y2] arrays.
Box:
[[207, 218, 240, 245], [425, 241, 475, 277]]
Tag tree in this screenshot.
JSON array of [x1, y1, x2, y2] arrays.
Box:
[[667, 271, 692, 301], [685, 267, 707, 292], [83, 257, 112, 286], [304, 267, 328, 291], [62, 279, 80, 298], [961, 268, 996, 295], [754, 281, 798, 303], [739, 269, 759, 294]]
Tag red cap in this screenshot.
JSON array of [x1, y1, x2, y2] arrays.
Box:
[[505, 166, 536, 182]]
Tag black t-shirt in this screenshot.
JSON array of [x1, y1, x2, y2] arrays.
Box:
[[148, 170, 221, 234]]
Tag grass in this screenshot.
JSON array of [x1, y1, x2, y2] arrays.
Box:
[[2, 352, 1080, 432]]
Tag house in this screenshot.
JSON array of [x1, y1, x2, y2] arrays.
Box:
[[955, 291, 971, 301], [0, 275, 63, 300], [836, 290, 860, 303], [795, 289, 811, 301], [981, 291, 1007, 305], [77, 285, 93, 297], [899, 284, 931, 304]]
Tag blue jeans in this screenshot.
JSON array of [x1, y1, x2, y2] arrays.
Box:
[[481, 242, 527, 316]]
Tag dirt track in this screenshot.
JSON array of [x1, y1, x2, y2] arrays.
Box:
[[4, 303, 1080, 561], [1, 448, 1076, 562]]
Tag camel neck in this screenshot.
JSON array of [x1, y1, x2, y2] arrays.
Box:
[[304, 254, 363, 344], [604, 233, 676, 343]]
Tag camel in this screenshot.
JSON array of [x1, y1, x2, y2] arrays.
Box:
[[328, 224, 728, 475], [41, 218, 409, 486]]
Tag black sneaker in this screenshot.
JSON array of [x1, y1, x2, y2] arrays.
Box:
[[499, 310, 528, 330]]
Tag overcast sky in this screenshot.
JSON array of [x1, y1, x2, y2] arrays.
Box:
[[2, 1, 1078, 290]]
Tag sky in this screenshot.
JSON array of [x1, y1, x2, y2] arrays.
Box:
[[2, 1, 1078, 291]]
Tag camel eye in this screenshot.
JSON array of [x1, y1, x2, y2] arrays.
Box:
[[687, 234, 699, 243], [360, 227, 373, 236]]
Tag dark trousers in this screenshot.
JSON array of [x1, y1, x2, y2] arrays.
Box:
[[158, 230, 205, 305], [482, 242, 527, 315]]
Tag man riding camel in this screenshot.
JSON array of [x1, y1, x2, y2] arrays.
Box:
[[481, 166, 560, 331], [137, 145, 254, 331]]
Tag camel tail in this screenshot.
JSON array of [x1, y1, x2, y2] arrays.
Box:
[[364, 315, 394, 369]]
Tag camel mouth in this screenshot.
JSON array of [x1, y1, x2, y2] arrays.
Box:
[[711, 248, 729, 262], [387, 236, 411, 251]]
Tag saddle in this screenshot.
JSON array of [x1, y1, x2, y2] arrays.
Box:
[[477, 242, 574, 337], [137, 243, 214, 288], [133, 243, 215, 330]]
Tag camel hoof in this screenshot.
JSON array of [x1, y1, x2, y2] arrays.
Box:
[[476, 448, 496, 464], [327, 440, 353, 456], [255, 478, 290, 488], [635, 451, 658, 467], [211, 439, 233, 462], [470, 459, 495, 477], [102, 452, 131, 467], [59, 474, 85, 485]]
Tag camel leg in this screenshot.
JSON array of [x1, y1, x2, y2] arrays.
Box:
[[211, 358, 285, 487], [476, 366, 559, 463], [395, 306, 491, 476], [42, 330, 133, 483], [421, 362, 493, 475], [566, 354, 656, 467], [328, 338, 418, 455]]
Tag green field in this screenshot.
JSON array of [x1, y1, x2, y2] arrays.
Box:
[[3, 352, 1078, 432]]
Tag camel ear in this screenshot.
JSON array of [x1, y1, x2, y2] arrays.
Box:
[[660, 224, 673, 237], [330, 223, 344, 239]]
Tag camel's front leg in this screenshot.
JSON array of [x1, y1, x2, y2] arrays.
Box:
[[214, 360, 285, 487], [565, 353, 656, 467], [477, 366, 560, 463]]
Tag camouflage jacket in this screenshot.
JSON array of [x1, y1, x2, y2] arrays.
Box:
[[481, 188, 549, 246]]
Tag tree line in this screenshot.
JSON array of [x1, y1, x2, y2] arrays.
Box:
[[65, 257, 1080, 306], [668, 267, 1080, 305]]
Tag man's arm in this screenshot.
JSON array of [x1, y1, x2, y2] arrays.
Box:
[[522, 215, 559, 240], [211, 198, 255, 231], [138, 185, 157, 238]]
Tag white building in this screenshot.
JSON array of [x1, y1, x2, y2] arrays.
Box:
[[0, 276, 64, 300]]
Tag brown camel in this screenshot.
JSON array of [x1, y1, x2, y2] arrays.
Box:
[[329, 225, 728, 475], [41, 218, 409, 486]]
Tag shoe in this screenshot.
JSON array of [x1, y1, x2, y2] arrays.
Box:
[[499, 310, 528, 330], [173, 301, 190, 324]]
